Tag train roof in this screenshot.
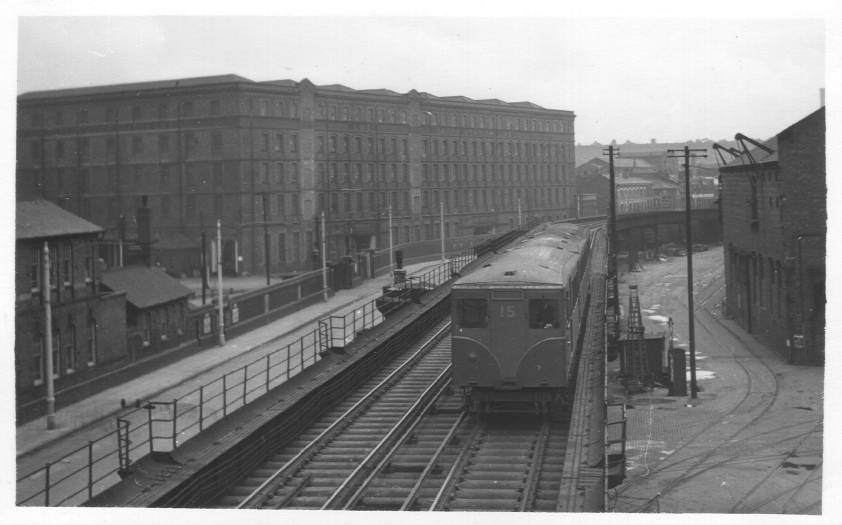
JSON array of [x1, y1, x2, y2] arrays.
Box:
[[454, 222, 587, 288]]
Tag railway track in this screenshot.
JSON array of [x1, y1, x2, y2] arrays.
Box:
[[223, 320, 454, 509], [217, 316, 577, 512], [205, 227, 606, 512]]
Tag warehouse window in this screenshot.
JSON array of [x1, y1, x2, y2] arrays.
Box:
[[529, 299, 559, 328], [458, 299, 488, 328]]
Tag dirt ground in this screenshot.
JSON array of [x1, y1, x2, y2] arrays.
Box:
[[607, 246, 824, 514]]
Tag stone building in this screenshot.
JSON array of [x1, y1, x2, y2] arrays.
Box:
[[17, 75, 576, 276], [720, 107, 825, 364], [15, 200, 127, 396]]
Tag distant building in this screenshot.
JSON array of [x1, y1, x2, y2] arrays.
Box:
[[15, 200, 127, 394], [575, 159, 681, 217], [719, 107, 825, 364], [17, 75, 576, 276]]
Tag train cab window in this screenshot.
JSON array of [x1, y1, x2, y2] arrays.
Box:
[[458, 299, 488, 328], [529, 299, 559, 329]]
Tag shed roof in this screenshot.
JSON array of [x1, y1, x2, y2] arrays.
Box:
[[100, 266, 193, 310], [16, 200, 104, 240]]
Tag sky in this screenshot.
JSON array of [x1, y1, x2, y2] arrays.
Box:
[[13, 10, 834, 145]]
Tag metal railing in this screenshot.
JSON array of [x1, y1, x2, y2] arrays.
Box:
[[16, 253, 477, 507]]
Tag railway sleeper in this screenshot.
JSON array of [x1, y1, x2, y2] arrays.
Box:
[[447, 497, 521, 511], [357, 495, 411, 510], [457, 479, 526, 490], [384, 461, 441, 474], [460, 470, 527, 481]]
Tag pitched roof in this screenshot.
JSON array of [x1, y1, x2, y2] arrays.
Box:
[[19, 74, 252, 101], [16, 200, 104, 240], [100, 266, 193, 310]]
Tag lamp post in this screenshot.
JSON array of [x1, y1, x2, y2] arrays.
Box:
[[321, 211, 328, 301], [217, 219, 225, 346], [42, 241, 56, 430], [440, 200, 445, 263]]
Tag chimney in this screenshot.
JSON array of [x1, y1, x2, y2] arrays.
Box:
[[136, 195, 152, 267], [820, 87, 825, 107]]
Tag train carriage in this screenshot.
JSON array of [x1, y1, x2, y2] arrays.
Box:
[[451, 222, 592, 413]]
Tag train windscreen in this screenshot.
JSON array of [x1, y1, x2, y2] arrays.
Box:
[[528, 299, 560, 329], [458, 298, 488, 328]]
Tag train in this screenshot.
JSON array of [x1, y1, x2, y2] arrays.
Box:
[[450, 221, 596, 413]]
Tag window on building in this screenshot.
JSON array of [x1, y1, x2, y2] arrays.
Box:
[[65, 324, 77, 373], [30, 247, 41, 292], [132, 105, 142, 121], [105, 107, 118, 123], [186, 195, 196, 216], [182, 101, 193, 117], [458, 299, 488, 328], [214, 195, 224, 218], [87, 318, 97, 366], [133, 136, 143, 155], [33, 335, 44, 386], [210, 99, 220, 116]]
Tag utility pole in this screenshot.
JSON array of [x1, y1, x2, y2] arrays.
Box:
[[262, 192, 270, 286], [668, 146, 707, 399], [217, 219, 225, 346], [603, 145, 620, 338], [440, 200, 445, 263], [200, 212, 207, 305], [321, 211, 328, 301], [42, 241, 56, 430], [388, 202, 394, 274]]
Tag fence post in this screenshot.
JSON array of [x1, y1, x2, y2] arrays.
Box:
[[199, 386, 204, 432], [172, 399, 178, 450], [265, 354, 271, 392], [286, 344, 291, 379], [44, 462, 51, 506], [222, 374, 228, 417], [242, 365, 248, 405], [88, 440, 94, 500]]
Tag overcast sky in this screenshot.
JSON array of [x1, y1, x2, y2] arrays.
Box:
[[15, 13, 832, 145]]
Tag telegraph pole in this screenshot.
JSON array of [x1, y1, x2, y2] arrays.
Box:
[[321, 211, 328, 301], [440, 200, 445, 263], [603, 145, 620, 337], [42, 241, 56, 430], [200, 212, 207, 305], [262, 192, 270, 286], [668, 146, 707, 399], [217, 219, 225, 346], [388, 203, 394, 274]]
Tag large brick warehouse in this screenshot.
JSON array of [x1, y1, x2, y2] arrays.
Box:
[[16, 75, 576, 277], [719, 106, 825, 364]]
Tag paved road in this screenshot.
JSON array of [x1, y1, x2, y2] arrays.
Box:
[[609, 247, 823, 514]]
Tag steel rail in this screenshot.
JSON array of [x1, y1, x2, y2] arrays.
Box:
[[236, 320, 452, 509], [329, 368, 453, 510], [427, 421, 485, 511], [519, 418, 552, 511], [399, 410, 468, 511]]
